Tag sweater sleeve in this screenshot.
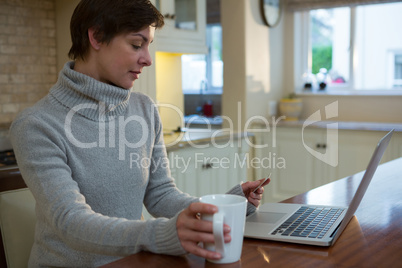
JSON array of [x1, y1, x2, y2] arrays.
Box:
[[226, 184, 257, 216], [140, 99, 255, 217], [142, 99, 199, 218], [10, 112, 187, 258]]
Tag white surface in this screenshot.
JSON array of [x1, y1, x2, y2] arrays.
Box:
[[0, 188, 36, 268]]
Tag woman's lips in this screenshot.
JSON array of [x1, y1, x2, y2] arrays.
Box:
[[129, 71, 141, 79]]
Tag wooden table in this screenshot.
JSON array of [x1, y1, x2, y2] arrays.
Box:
[[101, 158, 402, 268]]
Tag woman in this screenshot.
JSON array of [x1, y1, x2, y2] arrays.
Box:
[[10, 0, 270, 266]]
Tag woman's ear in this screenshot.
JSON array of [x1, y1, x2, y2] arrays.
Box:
[[88, 27, 101, 50]]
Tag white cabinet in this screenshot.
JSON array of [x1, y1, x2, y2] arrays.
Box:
[[134, 0, 207, 104], [154, 0, 207, 54], [253, 127, 337, 203], [253, 126, 401, 203], [168, 138, 251, 197], [388, 131, 402, 160], [337, 130, 393, 179], [142, 137, 251, 219]]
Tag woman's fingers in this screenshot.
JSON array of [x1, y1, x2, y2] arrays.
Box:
[[176, 202, 231, 260]]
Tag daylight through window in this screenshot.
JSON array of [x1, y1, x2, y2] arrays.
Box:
[[182, 24, 223, 94], [300, 2, 402, 92]]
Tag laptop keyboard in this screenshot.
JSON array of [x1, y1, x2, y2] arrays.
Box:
[[271, 206, 345, 239]]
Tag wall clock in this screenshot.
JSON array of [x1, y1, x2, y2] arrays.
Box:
[[260, 0, 282, 27]]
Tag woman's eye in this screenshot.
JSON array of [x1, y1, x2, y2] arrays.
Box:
[[132, 44, 142, 50]]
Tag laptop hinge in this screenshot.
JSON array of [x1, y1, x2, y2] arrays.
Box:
[[330, 221, 342, 238]]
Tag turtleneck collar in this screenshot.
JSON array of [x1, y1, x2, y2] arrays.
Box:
[[49, 61, 131, 121]]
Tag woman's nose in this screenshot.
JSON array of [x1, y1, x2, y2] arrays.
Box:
[[140, 49, 152, 66]]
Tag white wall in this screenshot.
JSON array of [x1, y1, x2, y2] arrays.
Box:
[[221, 0, 284, 130], [300, 94, 402, 123], [355, 3, 402, 89], [221, 0, 246, 130]]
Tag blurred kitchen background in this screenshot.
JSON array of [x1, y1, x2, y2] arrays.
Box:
[[1, 0, 402, 203]]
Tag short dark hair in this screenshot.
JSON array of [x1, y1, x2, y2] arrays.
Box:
[[68, 0, 164, 61]]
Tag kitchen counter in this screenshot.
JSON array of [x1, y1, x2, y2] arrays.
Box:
[[0, 129, 252, 191], [2, 119, 401, 155], [164, 128, 253, 152], [0, 123, 11, 132], [253, 119, 402, 132]]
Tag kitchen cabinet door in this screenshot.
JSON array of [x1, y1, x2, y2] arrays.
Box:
[[253, 126, 338, 203], [268, 127, 318, 203], [388, 131, 402, 160], [168, 138, 251, 197], [200, 138, 251, 194], [253, 126, 400, 204], [169, 147, 200, 197], [337, 130, 393, 179], [195, 145, 238, 195], [135, 0, 207, 101], [302, 126, 339, 187], [153, 0, 207, 54]]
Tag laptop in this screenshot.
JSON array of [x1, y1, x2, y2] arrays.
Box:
[[244, 129, 394, 246]]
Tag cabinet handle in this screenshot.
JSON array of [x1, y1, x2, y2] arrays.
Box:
[[164, 13, 176, 20], [316, 143, 327, 149], [202, 163, 213, 169]]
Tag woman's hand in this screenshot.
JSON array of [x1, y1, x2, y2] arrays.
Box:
[[176, 202, 231, 260], [241, 177, 271, 207]]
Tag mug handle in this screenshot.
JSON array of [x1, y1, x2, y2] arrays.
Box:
[[213, 213, 225, 256]]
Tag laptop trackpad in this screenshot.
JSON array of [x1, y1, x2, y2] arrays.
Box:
[[247, 212, 287, 224]]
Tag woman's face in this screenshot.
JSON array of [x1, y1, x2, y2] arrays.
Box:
[[94, 26, 155, 89]]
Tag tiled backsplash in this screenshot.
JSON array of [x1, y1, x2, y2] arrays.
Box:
[[0, 0, 57, 125]]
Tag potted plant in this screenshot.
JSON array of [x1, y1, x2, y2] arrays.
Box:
[[279, 93, 303, 121]]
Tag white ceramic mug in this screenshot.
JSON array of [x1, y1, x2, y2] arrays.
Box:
[[199, 194, 247, 264]]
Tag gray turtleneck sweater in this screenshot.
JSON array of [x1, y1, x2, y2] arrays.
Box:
[[10, 62, 251, 267]]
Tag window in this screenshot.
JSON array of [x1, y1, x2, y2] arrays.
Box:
[[394, 54, 402, 88], [181, 24, 223, 94], [310, 8, 350, 87], [297, 2, 402, 92]]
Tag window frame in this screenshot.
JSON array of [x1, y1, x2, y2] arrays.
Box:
[[392, 52, 402, 88], [205, 23, 223, 94], [294, 6, 402, 95], [182, 23, 223, 95]]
